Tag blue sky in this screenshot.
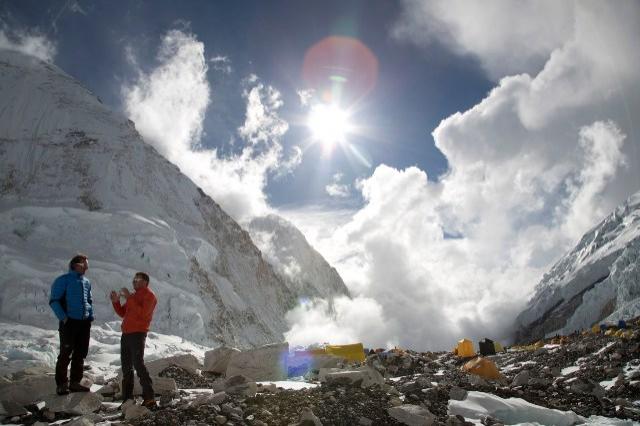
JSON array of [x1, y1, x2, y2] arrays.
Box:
[[2, 1, 639, 349], [1, 0, 492, 207]]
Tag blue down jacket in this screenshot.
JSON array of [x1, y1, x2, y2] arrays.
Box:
[[49, 270, 94, 321]]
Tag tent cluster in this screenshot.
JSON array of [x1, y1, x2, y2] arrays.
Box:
[[590, 319, 635, 339], [451, 338, 507, 382], [452, 338, 504, 358]]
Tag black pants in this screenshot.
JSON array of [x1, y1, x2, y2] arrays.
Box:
[[55, 318, 91, 386], [121, 332, 154, 400]]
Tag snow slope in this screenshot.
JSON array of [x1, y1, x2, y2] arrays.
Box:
[[516, 191, 640, 341], [0, 49, 341, 348], [247, 214, 349, 302]]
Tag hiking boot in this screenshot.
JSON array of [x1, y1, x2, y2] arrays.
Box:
[[69, 382, 90, 392], [56, 383, 69, 395], [141, 399, 157, 410]]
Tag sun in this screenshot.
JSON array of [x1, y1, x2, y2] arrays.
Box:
[[307, 104, 351, 148]]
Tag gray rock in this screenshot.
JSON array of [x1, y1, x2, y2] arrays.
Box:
[[0, 400, 29, 417], [298, 407, 323, 425], [358, 416, 373, 425], [204, 346, 241, 374], [445, 415, 466, 426], [124, 404, 150, 420], [511, 370, 530, 387], [449, 386, 468, 401], [0, 374, 55, 405], [66, 414, 100, 426], [569, 378, 605, 398], [143, 354, 202, 377], [215, 415, 227, 424], [469, 375, 488, 387], [44, 392, 103, 415], [388, 404, 435, 426], [222, 375, 257, 397], [226, 342, 289, 381], [321, 366, 384, 388], [191, 391, 227, 407], [123, 376, 177, 396]]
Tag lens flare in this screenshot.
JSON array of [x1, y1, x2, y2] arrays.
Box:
[[307, 104, 351, 147]]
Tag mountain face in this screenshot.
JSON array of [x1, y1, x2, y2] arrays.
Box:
[[0, 50, 344, 348], [247, 214, 350, 301], [515, 191, 640, 342]]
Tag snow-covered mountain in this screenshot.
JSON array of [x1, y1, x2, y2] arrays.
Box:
[[247, 214, 350, 301], [515, 191, 640, 342], [0, 49, 345, 348]]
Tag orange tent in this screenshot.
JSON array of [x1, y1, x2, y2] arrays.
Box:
[[462, 356, 503, 380], [455, 339, 476, 358]]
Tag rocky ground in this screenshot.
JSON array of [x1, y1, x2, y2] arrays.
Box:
[[1, 320, 639, 425]]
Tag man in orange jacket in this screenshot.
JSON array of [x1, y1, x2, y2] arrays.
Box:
[[110, 272, 158, 408]]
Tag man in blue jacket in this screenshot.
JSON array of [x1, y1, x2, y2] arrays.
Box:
[[49, 254, 94, 395]]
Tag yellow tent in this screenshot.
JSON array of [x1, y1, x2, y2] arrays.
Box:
[[455, 339, 476, 358], [462, 356, 503, 380], [591, 324, 600, 334], [325, 343, 366, 363], [493, 341, 504, 353]]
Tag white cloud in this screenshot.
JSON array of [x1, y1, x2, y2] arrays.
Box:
[[282, 1, 640, 351], [325, 172, 351, 198], [0, 27, 57, 63], [238, 80, 289, 146], [297, 89, 314, 107], [393, 0, 575, 80], [122, 29, 301, 222], [123, 30, 210, 159], [210, 55, 232, 74]]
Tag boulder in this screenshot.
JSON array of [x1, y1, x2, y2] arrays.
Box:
[[216, 375, 257, 397], [226, 342, 289, 381], [43, 392, 103, 415], [449, 386, 468, 401], [124, 404, 150, 420], [297, 407, 323, 425], [0, 375, 55, 405], [204, 346, 241, 374], [511, 370, 530, 387], [321, 366, 384, 388], [143, 353, 202, 377], [191, 391, 227, 407], [0, 400, 29, 417], [388, 404, 435, 426]]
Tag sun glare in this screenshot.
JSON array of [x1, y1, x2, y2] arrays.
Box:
[[307, 104, 351, 148]]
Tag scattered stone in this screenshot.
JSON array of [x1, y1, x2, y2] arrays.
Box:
[[297, 407, 323, 425], [124, 404, 150, 420], [388, 404, 435, 425], [511, 370, 530, 387], [449, 386, 468, 401], [0, 399, 29, 417]]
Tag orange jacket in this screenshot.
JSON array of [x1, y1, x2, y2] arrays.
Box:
[[112, 286, 157, 334]]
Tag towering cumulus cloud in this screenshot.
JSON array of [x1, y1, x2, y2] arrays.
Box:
[[284, 1, 640, 350]]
